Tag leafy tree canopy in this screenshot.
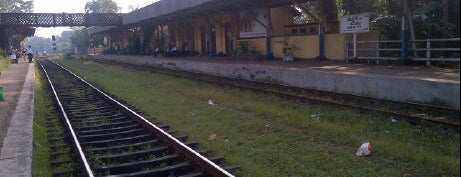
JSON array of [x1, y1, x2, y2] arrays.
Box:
[[0, 0, 33, 13], [25, 31, 73, 55], [85, 0, 119, 13], [70, 28, 90, 55], [292, 0, 459, 38]]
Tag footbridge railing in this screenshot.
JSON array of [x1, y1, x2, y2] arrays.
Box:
[[0, 13, 123, 27]]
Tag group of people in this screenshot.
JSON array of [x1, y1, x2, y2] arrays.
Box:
[[154, 45, 177, 57], [8, 46, 34, 64], [153, 43, 190, 57]]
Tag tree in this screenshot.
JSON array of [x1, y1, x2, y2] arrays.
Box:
[[294, 0, 338, 23], [337, 0, 397, 17], [70, 28, 90, 55], [0, 0, 33, 13], [128, 4, 140, 12], [59, 31, 74, 53], [80, 0, 119, 54], [25, 29, 76, 55], [335, 0, 460, 39], [84, 0, 119, 13], [24, 37, 53, 54]]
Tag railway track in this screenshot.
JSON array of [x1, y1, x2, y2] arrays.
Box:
[[91, 58, 460, 132], [38, 58, 237, 177]]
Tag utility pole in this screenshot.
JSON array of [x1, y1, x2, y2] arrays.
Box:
[[401, 0, 409, 60]]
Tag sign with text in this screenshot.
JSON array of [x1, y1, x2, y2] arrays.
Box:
[[340, 13, 370, 33]]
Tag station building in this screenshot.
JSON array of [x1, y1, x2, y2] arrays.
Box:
[[89, 0, 377, 60]]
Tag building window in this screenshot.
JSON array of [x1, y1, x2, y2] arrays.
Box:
[[300, 28, 307, 34], [240, 18, 254, 32]]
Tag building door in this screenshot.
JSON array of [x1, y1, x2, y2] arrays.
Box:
[[200, 26, 207, 54], [224, 22, 233, 56], [210, 25, 217, 55], [189, 26, 195, 53]]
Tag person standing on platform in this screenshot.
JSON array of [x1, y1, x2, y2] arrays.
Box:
[[9, 48, 17, 64], [22, 48, 26, 61], [15, 49, 22, 63], [171, 45, 177, 57], [154, 47, 159, 57], [26, 45, 34, 63]]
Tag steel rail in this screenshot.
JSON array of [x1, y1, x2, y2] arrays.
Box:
[[38, 60, 94, 177], [47, 59, 235, 177]]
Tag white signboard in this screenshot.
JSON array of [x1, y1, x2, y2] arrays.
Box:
[[340, 13, 370, 33]]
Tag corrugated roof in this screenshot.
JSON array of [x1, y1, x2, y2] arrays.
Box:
[[88, 0, 300, 34], [123, 0, 215, 25]]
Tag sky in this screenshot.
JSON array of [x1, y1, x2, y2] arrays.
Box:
[[34, 0, 159, 38]]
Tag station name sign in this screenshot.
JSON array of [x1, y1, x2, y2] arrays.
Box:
[[340, 13, 370, 33]]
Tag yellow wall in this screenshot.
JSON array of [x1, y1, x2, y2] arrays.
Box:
[[239, 34, 347, 60], [325, 34, 346, 60], [246, 36, 320, 59], [212, 14, 235, 55], [271, 6, 292, 35], [174, 22, 196, 51], [194, 19, 205, 53], [216, 15, 225, 54], [283, 22, 340, 36], [153, 4, 351, 59], [238, 38, 266, 54], [235, 4, 346, 60], [189, 14, 236, 55]]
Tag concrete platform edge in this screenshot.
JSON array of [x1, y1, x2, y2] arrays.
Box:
[[89, 55, 460, 109]]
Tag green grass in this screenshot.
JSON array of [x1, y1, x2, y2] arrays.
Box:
[[0, 56, 11, 151], [32, 63, 52, 177], [0, 55, 10, 72], [54, 57, 460, 177]]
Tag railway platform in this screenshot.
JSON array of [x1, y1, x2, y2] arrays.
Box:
[[0, 59, 35, 177], [89, 54, 460, 109]]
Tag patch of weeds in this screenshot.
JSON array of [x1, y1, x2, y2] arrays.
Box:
[[425, 97, 451, 108], [254, 76, 283, 84], [0, 55, 11, 71], [32, 63, 52, 176]]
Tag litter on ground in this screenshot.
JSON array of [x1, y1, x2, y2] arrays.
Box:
[[208, 99, 218, 106], [356, 141, 372, 157], [310, 114, 321, 120]]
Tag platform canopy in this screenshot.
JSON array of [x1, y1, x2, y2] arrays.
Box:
[[89, 0, 310, 35], [122, 0, 308, 25]]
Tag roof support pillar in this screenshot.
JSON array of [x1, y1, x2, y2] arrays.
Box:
[[265, 7, 273, 59], [317, 0, 326, 60]]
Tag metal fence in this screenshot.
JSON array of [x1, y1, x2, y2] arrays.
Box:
[[346, 38, 460, 65]]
